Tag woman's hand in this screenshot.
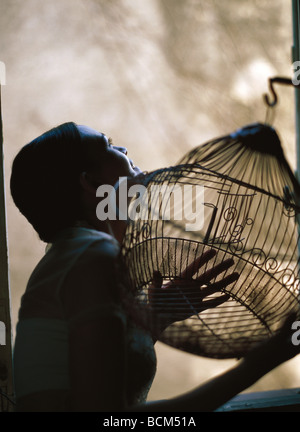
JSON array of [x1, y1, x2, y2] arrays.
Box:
[[148, 249, 239, 329]]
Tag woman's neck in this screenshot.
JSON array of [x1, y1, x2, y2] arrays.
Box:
[[77, 210, 127, 244]]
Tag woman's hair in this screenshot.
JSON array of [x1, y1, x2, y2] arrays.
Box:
[[10, 122, 88, 243]]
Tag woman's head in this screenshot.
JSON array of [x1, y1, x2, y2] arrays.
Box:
[[76, 125, 141, 185], [10, 122, 141, 243]]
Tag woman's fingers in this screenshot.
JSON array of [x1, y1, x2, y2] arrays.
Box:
[[153, 253, 235, 289], [195, 258, 235, 284], [201, 293, 230, 309], [179, 249, 217, 279], [200, 272, 239, 297], [150, 255, 239, 318], [152, 260, 238, 297]]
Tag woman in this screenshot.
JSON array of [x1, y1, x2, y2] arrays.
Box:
[[10, 122, 300, 412]]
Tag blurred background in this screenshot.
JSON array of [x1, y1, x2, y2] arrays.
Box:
[[1, 0, 300, 402]]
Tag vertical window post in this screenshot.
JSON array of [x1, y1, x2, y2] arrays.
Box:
[[0, 68, 14, 411]]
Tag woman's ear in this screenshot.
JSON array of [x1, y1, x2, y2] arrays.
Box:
[[79, 172, 98, 194]]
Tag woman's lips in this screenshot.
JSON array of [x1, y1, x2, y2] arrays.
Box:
[[128, 157, 142, 175]]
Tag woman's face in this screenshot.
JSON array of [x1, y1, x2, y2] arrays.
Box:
[[77, 125, 142, 186]]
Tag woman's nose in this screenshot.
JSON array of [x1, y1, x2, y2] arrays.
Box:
[[114, 146, 128, 155]]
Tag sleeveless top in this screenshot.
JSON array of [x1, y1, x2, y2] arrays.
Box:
[[13, 227, 157, 408]]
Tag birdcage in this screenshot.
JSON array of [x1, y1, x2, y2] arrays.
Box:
[[120, 122, 300, 359]]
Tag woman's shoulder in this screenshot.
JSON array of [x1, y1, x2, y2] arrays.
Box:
[[28, 227, 119, 284], [58, 227, 123, 318], [19, 227, 123, 321], [66, 227, 120, 266], [53, 226, 119, 252]]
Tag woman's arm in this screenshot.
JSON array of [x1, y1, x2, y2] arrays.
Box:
[[131, 314, 300, 412]]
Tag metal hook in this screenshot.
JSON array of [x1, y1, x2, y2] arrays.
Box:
[[264, 77, 298, 107]]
